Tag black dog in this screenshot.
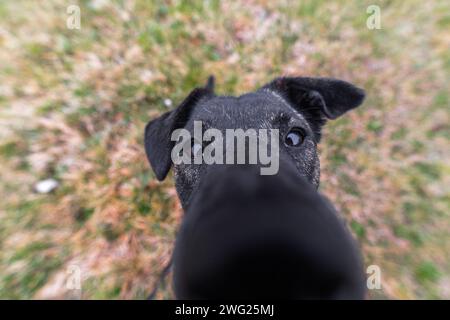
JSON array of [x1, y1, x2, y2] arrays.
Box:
[[144, 76, 366, 299]]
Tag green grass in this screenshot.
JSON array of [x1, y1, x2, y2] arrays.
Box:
[[0, 0, 449, 299], [415, 262, 441, 284]]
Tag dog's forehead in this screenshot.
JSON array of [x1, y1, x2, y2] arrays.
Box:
[[186, 91, 308, 130]]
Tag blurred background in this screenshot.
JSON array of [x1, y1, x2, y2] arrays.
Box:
[[0, 0, 448, 299]]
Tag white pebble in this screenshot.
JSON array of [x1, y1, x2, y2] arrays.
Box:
[[35, 179, 59, 194], [163, 98, 173, 108]]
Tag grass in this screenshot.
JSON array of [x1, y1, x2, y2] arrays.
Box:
[[0, 0, 449, 299]]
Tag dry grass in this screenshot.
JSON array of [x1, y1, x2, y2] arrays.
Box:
[[0, 0, 448, 299]]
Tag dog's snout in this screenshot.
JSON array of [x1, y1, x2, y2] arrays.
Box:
[[175, 227, 357, 299], [173, 165, 366, 299]]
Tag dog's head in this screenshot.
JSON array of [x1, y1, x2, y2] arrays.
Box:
[[144, 76, 365, 207], [144, 76, 366, 299]]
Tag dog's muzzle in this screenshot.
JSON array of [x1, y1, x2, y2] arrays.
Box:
[[172, 162, 366, 299]]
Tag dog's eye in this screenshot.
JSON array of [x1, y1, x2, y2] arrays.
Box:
[[285, 128, 305, 147]]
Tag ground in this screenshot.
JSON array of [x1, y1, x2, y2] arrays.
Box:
[[0, 0, 449, 299]]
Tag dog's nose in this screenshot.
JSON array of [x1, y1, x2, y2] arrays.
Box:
[[173, 164, 366, 299]]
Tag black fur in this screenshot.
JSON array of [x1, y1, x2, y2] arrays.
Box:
[[143, 75, 366, 299], [173, 163, 366, 299], [261, 77, 365, 141], [144, 86, 214, 181], [145, 76, 365, 189]]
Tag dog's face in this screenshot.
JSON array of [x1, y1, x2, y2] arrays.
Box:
[[145, 76, 366, 299], [144, 76, 365, 207]]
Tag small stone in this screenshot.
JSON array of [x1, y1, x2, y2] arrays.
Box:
[[35, 179, 59, 194], [163, 98, 173, 108]]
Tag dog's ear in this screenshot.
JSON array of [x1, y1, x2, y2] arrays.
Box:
[[262, 77, 365, 140], [144, 77, 215, 181]]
